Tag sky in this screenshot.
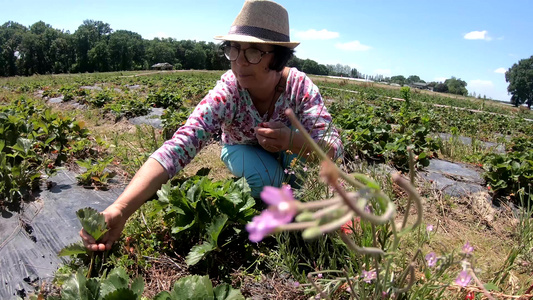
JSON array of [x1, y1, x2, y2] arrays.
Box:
[[2, 0, 532, 102]]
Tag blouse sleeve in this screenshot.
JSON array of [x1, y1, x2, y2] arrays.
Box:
[[295, 74, 344, 160], [150, 75, 233, 178]]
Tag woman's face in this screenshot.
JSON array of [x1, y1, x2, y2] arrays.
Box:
[[230, 42, 276, 90]]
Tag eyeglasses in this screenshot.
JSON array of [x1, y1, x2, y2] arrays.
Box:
[[223, 45, 274, 64]]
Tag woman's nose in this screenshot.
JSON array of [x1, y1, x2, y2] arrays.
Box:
[[235, 49, 249, 66]]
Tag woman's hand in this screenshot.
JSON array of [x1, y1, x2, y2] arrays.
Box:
[[79, 204, 128, 251], [255, 121, 291, 152]]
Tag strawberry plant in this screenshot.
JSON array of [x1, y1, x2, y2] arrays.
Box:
[[0, 97, 91, 206], [160, 106, 194, 139], [152, 174, 257, 269], [41, 267, 144, 300], [153, 275, 244, 300], [482, 136, 533, 203], [76, 157, 116, 189]]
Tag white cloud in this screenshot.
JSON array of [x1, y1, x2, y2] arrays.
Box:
[[434, 77, 447, 82], [494, 67, 506, 74], [464, 30, 492, 41], [293, 29, 339, 40], [335, 41, 372, 51], [374, 69, 392, 76]]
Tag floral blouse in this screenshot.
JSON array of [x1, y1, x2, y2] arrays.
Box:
[[150, 67, 343, 178]]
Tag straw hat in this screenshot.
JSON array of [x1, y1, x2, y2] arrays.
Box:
[[214, 0, 300, 49]]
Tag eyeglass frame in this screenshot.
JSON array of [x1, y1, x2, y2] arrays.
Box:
[[223, 45, 275, 64]]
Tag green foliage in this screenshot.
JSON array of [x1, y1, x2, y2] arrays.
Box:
[[161, 106, 194, 139], [58, 242, 89, 257], [332, 100, 439, 170], [58, 267, 143, 300], [0, 96, 91, 206], [147, 88, 184, 109], [153, 275, 244, 300], [444, 77, 468, 96], [75, 157, 115, 188], [482, 136, 533, 203], [76, 207, 109, 242], [153, 174, 256, 267], [400, 86, 411, 107], [505, 55, 533, 108]]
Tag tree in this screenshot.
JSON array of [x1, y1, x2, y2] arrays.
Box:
[[407, 75, 425, 84], [287, 57, 303, 70], [107, 30, 144, 71], [444, 77, 468, 96], [433, 83, 448, 93], [0, 21, 27, 76], [391, 75, 406, 86], [505, 55, 533, 108], [302, 59, 320, 75], [183, 44, 206, 69], [73, 20, 111, 72], [350, 68, 358, 78]]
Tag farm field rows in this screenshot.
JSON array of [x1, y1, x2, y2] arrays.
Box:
[[0, 70, 532, 299]]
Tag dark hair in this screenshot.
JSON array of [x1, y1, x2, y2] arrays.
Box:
[[219, 41, 294, 72], [269, 45, 294, 72]]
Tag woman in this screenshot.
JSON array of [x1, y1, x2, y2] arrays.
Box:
[[81, 0, 342, 251]]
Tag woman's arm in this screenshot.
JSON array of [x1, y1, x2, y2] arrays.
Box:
[[80, 158, 169, 251]]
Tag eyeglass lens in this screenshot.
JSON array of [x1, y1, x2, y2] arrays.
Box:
[[224, 46, 263, 64]]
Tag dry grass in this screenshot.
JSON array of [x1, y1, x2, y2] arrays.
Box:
[[181, 142, 233, 181]]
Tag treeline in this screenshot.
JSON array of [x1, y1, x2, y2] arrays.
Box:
[[0, 19, 468, 97], [0, 20, 230, 76]]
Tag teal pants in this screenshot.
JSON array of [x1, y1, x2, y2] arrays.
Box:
[[221, 144, 298, 198]]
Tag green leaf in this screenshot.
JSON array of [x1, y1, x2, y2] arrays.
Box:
[[171, 213, 196, 234], [153, 291, 172, 300], [157, 182, 172, 203], [60, 271, 89, 300], [76, 207, 109, 242], [171, 275, 214, 300], [483, 282, 500, 291], [207, 214, 228, 245], [58, 241, 88, 257], [186, 242, 215, 266], [234, 177, 251, 195], [86, 278, 100, 300], [100, 267, 130, 297], [0, 140, 4, 152], [130, 276, 144, 298], [11, 138, 33, 154], [213, 284, 245, 300], [186, 178, 204, 204], [45, 133, 57, 145], [102, 288, 137, 300]]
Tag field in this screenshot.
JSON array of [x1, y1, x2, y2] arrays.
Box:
[[0, 70, 532, 299]]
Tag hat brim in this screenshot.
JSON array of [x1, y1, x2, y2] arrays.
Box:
[[214, 34, 299, 49]]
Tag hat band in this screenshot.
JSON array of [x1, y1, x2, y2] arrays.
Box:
[[228, 25, 290, 42]]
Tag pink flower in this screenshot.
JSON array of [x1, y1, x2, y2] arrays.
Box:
[[426, 224, 434, 232], [260, 185, 299, 224], [462, 242, 474, 255], [284, 169, 289, 174], [362, 270, 377, 283], [455, 270, 472, 287], [303, 167, 308, 172], [246, 210, 283, 243], [317, 273, 323, 278], [293, 281, 300, 287], [425, 252, 437, 267]]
